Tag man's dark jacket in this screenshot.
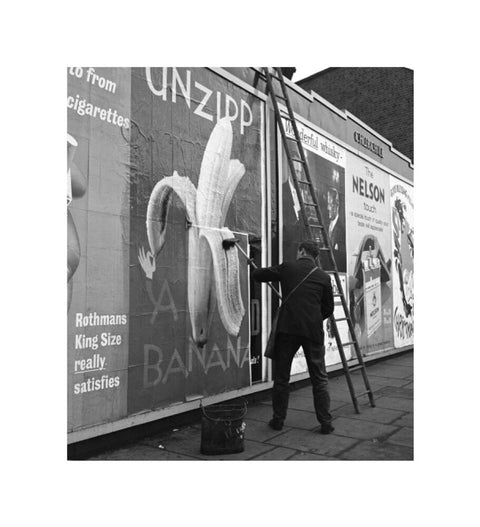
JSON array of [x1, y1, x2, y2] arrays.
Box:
[[253, 257, 334, 344]]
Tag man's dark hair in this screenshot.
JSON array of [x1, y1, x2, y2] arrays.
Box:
[[327, 187, 339, 204], [298, 240, 320, 258]]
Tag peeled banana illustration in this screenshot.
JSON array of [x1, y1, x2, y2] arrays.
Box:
[[146, 117, 246, 347]]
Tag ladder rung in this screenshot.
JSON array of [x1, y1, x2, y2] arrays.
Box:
[[341, 341, 356, 347], [348, 364, 364, 373], [334, 317, 348, 322], [291, 157, 305, 164], [286, 136, 300, 142], [303, 201, 317, 207], [307, 223, 325, 229], [297, 179, 312, 185], [318, 247, 331, 251], [270, 70, 283, 81]]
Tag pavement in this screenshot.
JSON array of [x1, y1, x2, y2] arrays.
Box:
[[88, 351, 413, 461]]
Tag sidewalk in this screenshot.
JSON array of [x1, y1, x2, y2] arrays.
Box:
[[88, 351, 413, 461]]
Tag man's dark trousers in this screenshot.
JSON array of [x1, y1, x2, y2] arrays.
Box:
[[272, 332, 332, 425]]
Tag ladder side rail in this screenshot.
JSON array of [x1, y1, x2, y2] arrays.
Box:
[[273, 70, 343, 270], [329, 316, 359, 414], [273, 70, 328, 237], [264, 69, 314, 237], [330, 276, 376, 407]]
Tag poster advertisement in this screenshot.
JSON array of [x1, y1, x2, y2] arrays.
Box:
[[67, 67, 132, 431], [324, 274, 353, 364], [280, 118, 347, 372], [345, 153, 394, 355], [68, 67, 265, 432], [390, 180, 414, 347], [127, 68, 264, 414]]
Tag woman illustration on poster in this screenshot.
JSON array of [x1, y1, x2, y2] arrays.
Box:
[[392, 197, 414, 322], [67, 134, 87, 310]]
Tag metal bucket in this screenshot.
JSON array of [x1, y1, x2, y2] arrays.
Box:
[[200, 402, 247, 455]]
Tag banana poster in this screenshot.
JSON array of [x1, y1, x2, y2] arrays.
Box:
[[67, 68, 265, 431]]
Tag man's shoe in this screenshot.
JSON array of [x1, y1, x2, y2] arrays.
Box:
[[319, 423, 335, 435], [268, 419, 283, 431]]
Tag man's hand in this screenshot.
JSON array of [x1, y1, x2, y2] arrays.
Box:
[[138, 246, 156, 280]]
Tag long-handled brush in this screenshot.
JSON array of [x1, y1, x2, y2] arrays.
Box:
[[222, 238, 282, 299]]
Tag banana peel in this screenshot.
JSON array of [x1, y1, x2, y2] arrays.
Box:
[[146, 118, 246, 347]]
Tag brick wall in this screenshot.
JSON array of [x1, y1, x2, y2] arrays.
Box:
[[298, 68, 413, 162]]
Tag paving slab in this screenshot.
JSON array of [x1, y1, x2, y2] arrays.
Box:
[[247, 405, 320, 431], [293, 385, 350, 407], [281, 408, 322, 430], [333, 403, 405, 424], [367, 364, 412, 379], [259, 396, 346, 412], [284, 394, 316, 412], [365, 374, 412, 388], [89, 444, 197, 461], [329, 399, 352, 411], [244, 403, 274, 423], [375, 386, 413, 399], [140, 425, 272, 460], [392, 413, 413, 427], [242, 418, 291, 442], [386, 427, 414, 448], [288, 452, 332, 461], [386, 355, 413, 366], [339, 440, 413, 461], [268, 428, 359, 457], [331, 417, 398, 440], [327, 387, 358, 403], [250, 446, 298, 460], [374, 396, 413, 413]]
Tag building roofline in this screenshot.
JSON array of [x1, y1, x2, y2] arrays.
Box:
[[296, 67, 339, 84], [297, 66, 413, 85]]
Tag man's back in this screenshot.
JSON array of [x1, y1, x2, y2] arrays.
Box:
[[253, 257, 334, 343]]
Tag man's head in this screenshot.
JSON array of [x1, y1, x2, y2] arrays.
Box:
[[327, 187, 339, 221], [297, 240, 320, 260]]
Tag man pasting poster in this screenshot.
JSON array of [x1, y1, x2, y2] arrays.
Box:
[[346, 153, 394, 355]]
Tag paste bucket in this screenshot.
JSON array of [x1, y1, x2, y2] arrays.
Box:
[[200, 402, 247, 455]]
